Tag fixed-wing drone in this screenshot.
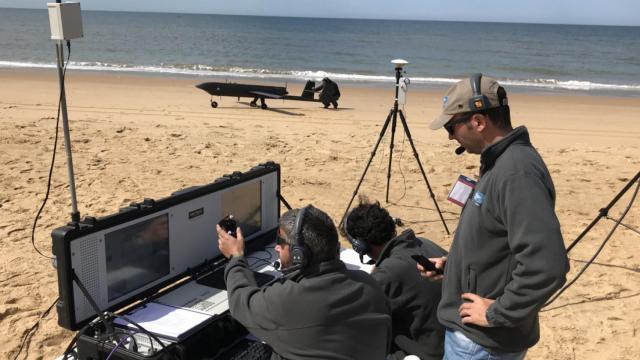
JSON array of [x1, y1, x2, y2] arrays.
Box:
[[196, 80, 320, 109]]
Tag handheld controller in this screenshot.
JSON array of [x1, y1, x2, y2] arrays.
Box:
[[218, 215, 237, 238], [411, 254, 444, 275]]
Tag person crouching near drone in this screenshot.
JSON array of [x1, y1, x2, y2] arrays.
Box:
[[217, 204, 392, 360], [343, 198, 447, 360], [313, 77, 341, 109]]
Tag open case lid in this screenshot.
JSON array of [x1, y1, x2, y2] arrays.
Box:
[[52, 162, 281, 330]]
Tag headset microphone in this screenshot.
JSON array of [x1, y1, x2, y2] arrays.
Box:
[[280, 264, 303, 275], [455, 146, 466, 155], [360, 255, 376, 265]]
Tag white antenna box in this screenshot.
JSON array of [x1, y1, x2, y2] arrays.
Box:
[[48, 2, 84, 40]]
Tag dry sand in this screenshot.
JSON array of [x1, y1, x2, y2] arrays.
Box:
[[1, 69, 639, 359]]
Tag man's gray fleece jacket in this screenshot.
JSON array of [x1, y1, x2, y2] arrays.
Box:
[[438, 126, 569, 352], [224, 257, 391, 359]]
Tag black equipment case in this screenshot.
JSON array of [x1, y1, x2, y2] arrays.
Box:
[[52, 162, 282, 359]]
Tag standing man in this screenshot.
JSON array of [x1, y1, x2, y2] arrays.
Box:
[[344, 198, 446, 360], [422, 74, 569, 359], [217, 205, 391, 360]]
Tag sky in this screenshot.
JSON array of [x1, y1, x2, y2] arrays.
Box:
[[1, 0, 639, 26]]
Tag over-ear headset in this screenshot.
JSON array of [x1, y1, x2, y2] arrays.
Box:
[[343, 210, 376, 265], [290, 205, 312, 269], [470, 73, 509, 109], [469, 73, 490, 111], [343, 211, 370, 257]]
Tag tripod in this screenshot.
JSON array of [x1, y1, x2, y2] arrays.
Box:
[[340, 64, 450, 234]]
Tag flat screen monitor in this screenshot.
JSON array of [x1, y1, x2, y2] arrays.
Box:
[[221, 180, 261, 238], [105, 214, 170, 301]]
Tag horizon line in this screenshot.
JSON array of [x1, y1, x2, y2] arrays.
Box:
[[2, 6, 639, 27]]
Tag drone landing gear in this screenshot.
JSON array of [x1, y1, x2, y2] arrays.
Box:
[[210, 100, 218, 108]]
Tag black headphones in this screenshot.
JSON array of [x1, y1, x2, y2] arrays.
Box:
[[290, 205, 312, 269], [343, 209, 379, 265], [469, 73, 509, 110], [343, 211, 370, 257], [469, 73, 491, 111]]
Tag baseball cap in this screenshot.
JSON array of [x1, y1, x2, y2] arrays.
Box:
[[430, 74, 506, 130]]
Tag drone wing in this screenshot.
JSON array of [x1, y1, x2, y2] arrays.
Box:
[[249, 91, 284, 99]]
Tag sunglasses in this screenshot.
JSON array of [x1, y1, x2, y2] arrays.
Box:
[[444, 114, 473, 135]]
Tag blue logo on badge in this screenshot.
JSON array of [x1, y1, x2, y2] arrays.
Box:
[[443, 96, 449, 108], [472, 191, 485, 206]]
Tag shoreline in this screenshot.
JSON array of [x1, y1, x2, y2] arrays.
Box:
[[1, 66, 639, 99]]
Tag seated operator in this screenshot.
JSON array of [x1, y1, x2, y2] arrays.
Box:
[[344, 198, 447, 360], [313, 77, 340, 109], [216, 204, 392, 360]]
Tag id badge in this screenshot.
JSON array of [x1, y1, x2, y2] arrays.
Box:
[[447, 175, 477, 207]]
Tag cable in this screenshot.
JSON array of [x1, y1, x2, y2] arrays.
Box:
[[108, 312, 171, 355], [246, 255, 274, 268], [605, 216, 640, 236], [59, 312, 177, 360], [392, 125, 408, 204], [31, 40, 71, 260], [543, 180, 639, 308], [105, 334, 133, 360], [12, 297, 58, 360]]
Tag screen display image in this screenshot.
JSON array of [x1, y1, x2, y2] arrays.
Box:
[[221, 180, 262, 238], [105, 214, 170, 301]]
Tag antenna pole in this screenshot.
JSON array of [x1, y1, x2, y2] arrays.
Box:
[[55, 39, 80, 224]]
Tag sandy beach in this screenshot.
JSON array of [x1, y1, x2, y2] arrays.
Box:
[[1, 69, 639, 359]]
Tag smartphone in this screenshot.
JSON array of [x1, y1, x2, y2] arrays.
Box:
[[411, 254, 443, 275], [218, 215, 237, 237]]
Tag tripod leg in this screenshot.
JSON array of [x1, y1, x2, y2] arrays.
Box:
[[566, 170, 640, 252], [398, 110, 451, 234], [385, 108, 399, 203], [340, 110, 394, 227]]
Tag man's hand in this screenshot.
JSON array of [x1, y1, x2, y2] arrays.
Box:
[[216, 224, 244, 259], [459, 293, 495, 327], [417, 256, 446, 281]]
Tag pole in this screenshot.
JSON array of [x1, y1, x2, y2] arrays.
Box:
[[398, 110, 450, 234], [341, 62, 449, 234], [55, 40, 80, 223], [385, 67, 402, 203], [566, 170, 640, 253]]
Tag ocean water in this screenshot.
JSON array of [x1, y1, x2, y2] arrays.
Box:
[[1, 8, 639, 95]]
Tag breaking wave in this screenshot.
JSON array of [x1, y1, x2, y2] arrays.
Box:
[[2, 60, 640, 93]]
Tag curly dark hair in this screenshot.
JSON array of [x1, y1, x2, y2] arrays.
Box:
[[345, 197, 396, 246]]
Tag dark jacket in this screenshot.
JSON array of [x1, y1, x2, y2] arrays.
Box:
[[438, 126, 569, 352], [224, 256, 392, 360], [313, 78, 340, 104], [371, 230, 447, 360]]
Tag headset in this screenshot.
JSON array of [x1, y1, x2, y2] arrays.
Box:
[[469, 73, 491, 111], [287, 205, 312, 271], [469, 73, 509, 109], [469, 73, 510, 125], [343, 210, 378, 265], [343, 211, 370, 257]]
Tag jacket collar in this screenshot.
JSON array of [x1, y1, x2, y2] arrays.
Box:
[[291, 258, 347, 280], [480, 126, 530, 176], [374, 229, 418, 266]]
